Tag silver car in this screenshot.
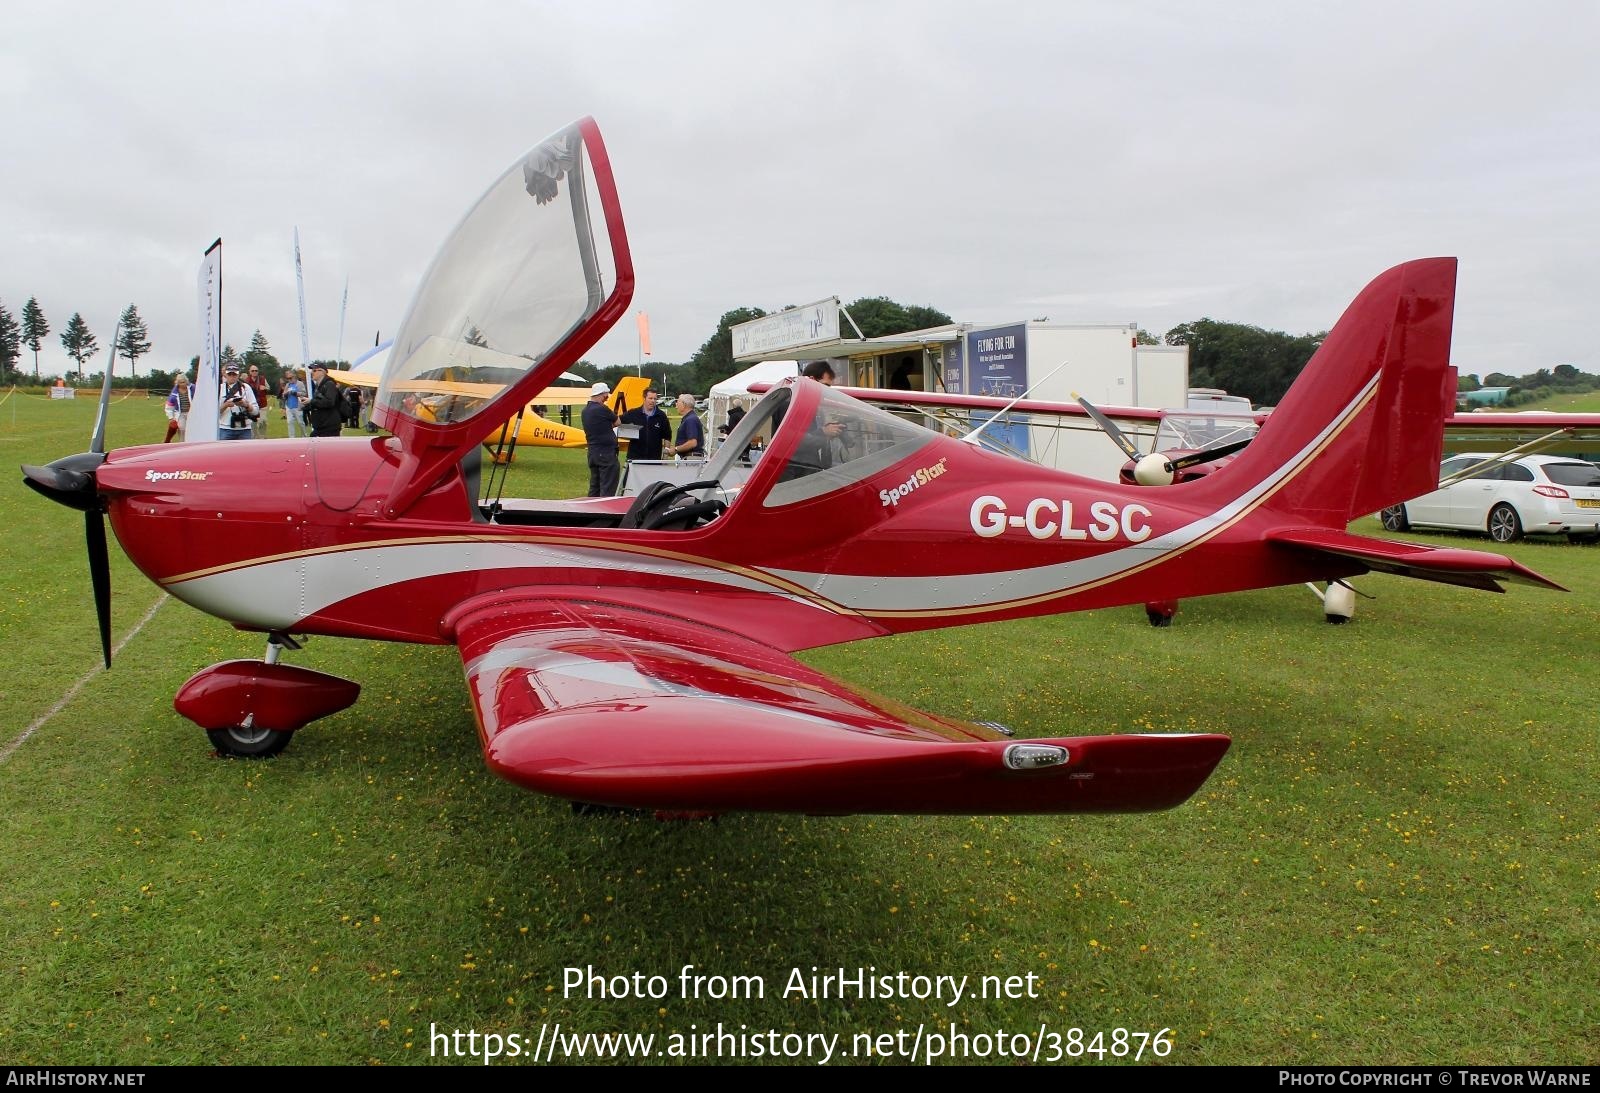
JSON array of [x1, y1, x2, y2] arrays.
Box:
[[1380, 454, 1600, 544]]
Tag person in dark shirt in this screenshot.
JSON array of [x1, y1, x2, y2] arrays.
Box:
[[582, 382, 620, 496], [618, 388, 673, 462], [306, 363, 344, 437], [668, 394, 704, 459]]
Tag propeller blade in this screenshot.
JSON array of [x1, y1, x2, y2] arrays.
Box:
[[1073, 393, 1144, 461], [1168, 437, 1254, 472], [89, 323, 121, 456], [85, 510, 112, 668]]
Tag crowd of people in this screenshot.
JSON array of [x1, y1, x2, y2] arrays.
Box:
[[164, 362, 363, 442], [584, 382, 709, 497]]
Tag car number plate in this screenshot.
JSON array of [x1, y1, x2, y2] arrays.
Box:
[[1577, 499, 1600, 509]]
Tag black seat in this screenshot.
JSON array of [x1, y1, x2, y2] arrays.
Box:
[[618, 479, 720, 530]]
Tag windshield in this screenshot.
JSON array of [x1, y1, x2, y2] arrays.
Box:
[[763, 384, 938, 507], [1154, 411, 1259, 452], [376, 121, 615, 427]]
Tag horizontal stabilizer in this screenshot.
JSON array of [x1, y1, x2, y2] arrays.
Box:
[[1267, 528, 1564, 592]]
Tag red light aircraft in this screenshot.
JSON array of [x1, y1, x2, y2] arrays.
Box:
[[22, 118, 1563, 818]]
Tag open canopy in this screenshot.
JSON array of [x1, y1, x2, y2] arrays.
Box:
[[374, 117, 634, 517]]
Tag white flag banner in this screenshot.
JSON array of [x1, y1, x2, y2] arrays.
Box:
[[186, 239, 223, 441], [295, 227, 311, 368]]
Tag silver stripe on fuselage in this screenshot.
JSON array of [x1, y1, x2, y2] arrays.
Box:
[[166, 540, 828, 630]]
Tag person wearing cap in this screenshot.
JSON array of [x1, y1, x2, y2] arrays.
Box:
[[582, 380, 620, 496], [306, 362, 343, 437], [217, 363, 258, 441]]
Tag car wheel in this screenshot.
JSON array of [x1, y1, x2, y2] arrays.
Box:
[[207, 725, 292, 758], [1379, 505, 1410, 532], [1487, 503, 1523, 544]]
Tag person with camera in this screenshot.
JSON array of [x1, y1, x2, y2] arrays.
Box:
[[306, 363, 344, 438], [217, 363, 259, 441]]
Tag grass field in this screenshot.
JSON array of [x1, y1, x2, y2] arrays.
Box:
[[1495, 390, 1600, 414], [1, 389, 1596, 1066]]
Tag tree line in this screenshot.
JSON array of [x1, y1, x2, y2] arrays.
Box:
[[6, 288, 1589, 411], [0, 297, 153, 384], [1462, 364, 1600, 408]]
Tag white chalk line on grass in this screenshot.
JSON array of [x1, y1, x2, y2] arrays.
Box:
[[0, 593, 170, 767]]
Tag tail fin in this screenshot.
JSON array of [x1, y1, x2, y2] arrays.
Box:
[[1207, 258, 1458, 526]]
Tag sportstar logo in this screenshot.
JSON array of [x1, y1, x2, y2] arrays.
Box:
[[970, 495, 1153, 543], [879, 459, 949, 507], [144, 469, 213, 482]]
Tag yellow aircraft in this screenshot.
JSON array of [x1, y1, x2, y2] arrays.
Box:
[[485, 375, 654, 461], [325, 344, 651, 458]]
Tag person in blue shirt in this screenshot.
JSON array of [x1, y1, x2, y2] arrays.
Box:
[[282, 371, 305, 438], [618, 388, 673, 461], [668, 393, 704, 459]]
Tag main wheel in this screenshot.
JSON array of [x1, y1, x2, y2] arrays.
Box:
[[1487, 503, 1523, 544], [207, 725, 292, 758], [1379, 505, 1410, 532]]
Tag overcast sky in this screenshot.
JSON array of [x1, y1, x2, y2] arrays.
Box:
[[5, 1, 1597, 382]]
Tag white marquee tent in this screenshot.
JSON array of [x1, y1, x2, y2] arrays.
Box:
[[706, 360, 798, 447]]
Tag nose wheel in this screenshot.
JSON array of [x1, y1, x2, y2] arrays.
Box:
[[175, 635, 359, 760], [208, 721, 293, 758]]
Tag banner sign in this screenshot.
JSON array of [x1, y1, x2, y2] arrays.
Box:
[[186, 238, 223, 442], [965, 323, 1030, 455], [731, 298, 840, 359]]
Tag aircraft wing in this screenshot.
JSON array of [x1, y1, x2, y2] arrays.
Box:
[[1267, 528, 1565, 593], [751, 383, 1170, 427], [329, 369, 382, 389], [1442, 412, 1600, 455], [450, 597, 1229, 815]]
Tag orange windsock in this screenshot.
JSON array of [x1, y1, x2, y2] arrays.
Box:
[[636, 311, 652, 356]]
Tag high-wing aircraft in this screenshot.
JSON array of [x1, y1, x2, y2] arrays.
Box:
[[331, 346, 651, 455], [21, 118, 1564, 817]]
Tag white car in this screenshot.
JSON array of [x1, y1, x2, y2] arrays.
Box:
[[1379, 454, 1600, 544]]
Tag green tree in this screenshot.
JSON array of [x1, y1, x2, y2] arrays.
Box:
[[684, 306, 766, 393], [1135, 328, 1160, 346], [115, 304, 152, 378], [244, 329, 281, 385], [1163, 318, 1323, 406], [904, 304, 955, 332], [0, 300, 20, 381], [220, 343, 241, 369], [60, 313, 99, 381], [21, 297, 49, 380], [840, 297, 952, 338], [840, 297, 910, 338]]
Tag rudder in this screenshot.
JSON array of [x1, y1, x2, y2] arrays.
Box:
[[1204, 258, 1457, 527]]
